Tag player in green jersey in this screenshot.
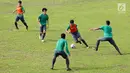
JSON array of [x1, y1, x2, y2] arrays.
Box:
[[51, 33, 71, 71], [38, 8, 49, 42], [90, 20, 122, 55]]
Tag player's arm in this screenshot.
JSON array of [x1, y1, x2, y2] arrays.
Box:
[[13, 10, 16, 13], [46, 15, 49, 28], [66, 25, 70, 33], [21, 6, 25, 13], [90, 26, 104, 31], [90, 28, 101, 31], [38, 15, 41, 25], [65, 41, 70, 56]]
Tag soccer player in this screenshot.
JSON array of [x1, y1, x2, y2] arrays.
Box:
[[13, 0, 28, 30], [51, 33, 71, 71], [90, 20, 122, 55], [38, 8, 49, 42], [66, 20, 89, 48]]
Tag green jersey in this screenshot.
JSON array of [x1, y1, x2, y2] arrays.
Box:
[[55, 38, 70, 55], [38, 14, 49, 25], [100, 25, 112, 38]]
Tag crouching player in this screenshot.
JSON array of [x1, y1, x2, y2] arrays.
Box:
[[51, 33, 71, 71]]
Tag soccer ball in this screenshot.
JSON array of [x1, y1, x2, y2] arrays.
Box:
[[70, 44, 75, 48]]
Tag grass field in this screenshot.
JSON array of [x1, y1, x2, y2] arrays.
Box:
[[0, 0, 130, 73]]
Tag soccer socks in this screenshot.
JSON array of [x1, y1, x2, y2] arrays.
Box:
[[111, 43, 122, 55], [51, 57, 57, 69], [15, 21, 28, 30], [15, 22, 19, 29], [66, 58, 70, 69], [96, 40, 100, 51], [22, 21, 28, 30], [76, 40, 82, 44], [23, 22, 28, 30], [81, 39, 88, 47], [42, 33, 46, 40]]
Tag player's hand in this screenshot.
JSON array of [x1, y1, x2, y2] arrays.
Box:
[[13, 10, 16, 14], [46, 24, 49, 28], [68, 54, 71, 56], [66, 31, 70, 34], [89, 28, 94, 31]]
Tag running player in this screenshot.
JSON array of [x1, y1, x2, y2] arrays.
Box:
[[66, 20, 89, 48], [38, 8, 49, 42], [13, 0, 28, 30]]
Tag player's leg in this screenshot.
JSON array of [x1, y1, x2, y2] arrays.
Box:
[[72, 33, 82, 44], [51, 51, 59, 69], [20, 15, 28, 30], [41, 25, 46, 41], [39, 25, 43, 40], [14, 16, 20, 29], [80, 38, 89, 47], [95, 37, 107, 51], [108, 38, 122, 55], [61, 51, 71, 71], [78, 33, 88, 47]]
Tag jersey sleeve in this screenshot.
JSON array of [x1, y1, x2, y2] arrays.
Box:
[[100, 26, 104, 30], [38, 14, 41, 20], [47, 15, 49, 20], [65, 41, 70, 55], [66, 25, 70, 30], [21, 6, 25, 12]]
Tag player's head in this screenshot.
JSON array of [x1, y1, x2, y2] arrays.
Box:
[[61, 33, 66, 39], [18, 0, 22, 6], [70, 20, 74, 24], [106, 20, 110, 25], [42, 8, 47, 14]]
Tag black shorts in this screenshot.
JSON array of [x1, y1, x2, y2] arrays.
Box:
[[15, 15, 25, 22], [71, 32, 82, 42], [40, 25, 46, 32], [54, 50, 67, 59]]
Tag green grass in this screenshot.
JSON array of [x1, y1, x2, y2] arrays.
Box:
[[0, 0, 130, 73]]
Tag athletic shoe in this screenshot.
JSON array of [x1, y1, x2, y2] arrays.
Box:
[[51, 67, 53, 70], [26, 26, 28, 30], [86, 46, 89, 49], [41, 40, 45, 42], [67, 68, 71, 71]]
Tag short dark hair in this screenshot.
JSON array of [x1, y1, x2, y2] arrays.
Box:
[[18, 0, 22, 4], [42, 8, 47, 12], [70, 20, 74, 24], [106, 20, 110, 25], [61, 33, 66, 39]]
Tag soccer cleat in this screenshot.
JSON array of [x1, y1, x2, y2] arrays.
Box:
[[86, 46, 89, 49], [26, 26, 28, 30], [16, 27, 19, 30], [41, 40, 45, 42], [67, 68, 71, 71], [51, 67, 54, 70]]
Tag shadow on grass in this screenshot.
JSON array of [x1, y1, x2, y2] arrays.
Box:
[[71, 65, 115, 71], [26, 29, 61, 32], [122, 52, 130, 55], [88, 44, 111, 48], [28, 29, 39, 32], [46, 39, 57, 42]]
